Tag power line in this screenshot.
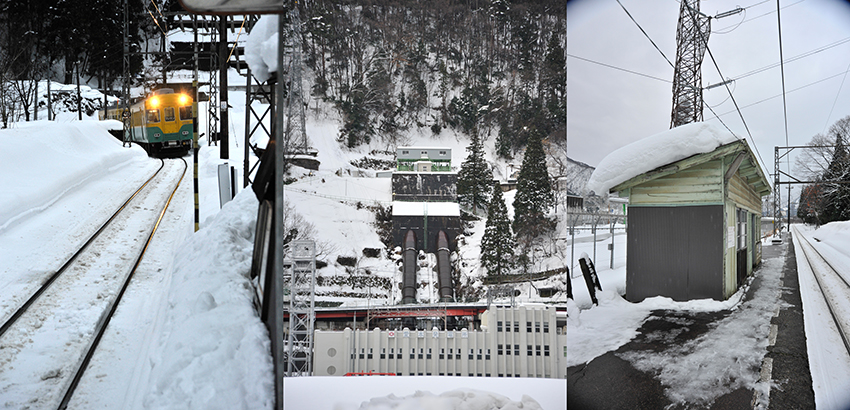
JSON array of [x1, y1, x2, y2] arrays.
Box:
[[821, 59, 850, 135], [616, 0, 675, 69], [708, 67, 850, 118], [713, 0, 805, 32], [685, 0, 767, 166], [777, 0, 790, 149], [727, 36, 850, 83], [566, 54, 672, 83]]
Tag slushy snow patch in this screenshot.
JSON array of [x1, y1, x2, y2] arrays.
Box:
[[617, 254, 788, 406], [586, 122, 738, 195]]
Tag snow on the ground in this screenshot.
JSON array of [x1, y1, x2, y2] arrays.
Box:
[[568, 239, 787, 406], [282, 376, 566, 410], [618, 250, 787, 407], [142, 189, 274, 409], [0, 120, 144, 231], [0, 89, 566, 408], [566, 267, 747, 369], [586, 122, 739, 195], [792, 223, 850, 410]]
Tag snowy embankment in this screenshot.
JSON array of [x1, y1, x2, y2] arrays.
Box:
[[0, 120, 140, 231], [791, 223, 850, 410], [142, 190, 275, 409]]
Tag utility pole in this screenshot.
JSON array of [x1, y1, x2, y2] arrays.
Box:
[[670, 0, 710, 128]]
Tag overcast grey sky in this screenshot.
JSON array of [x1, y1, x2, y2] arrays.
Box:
[[566, 0, 850, 189]]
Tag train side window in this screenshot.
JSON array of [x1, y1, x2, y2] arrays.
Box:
[[146, 109, 160, 123], [164, 107, 175, 122], [179, 106, 192, 120]]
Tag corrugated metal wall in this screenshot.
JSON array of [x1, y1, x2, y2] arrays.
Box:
[[626, 205, 725, 302]]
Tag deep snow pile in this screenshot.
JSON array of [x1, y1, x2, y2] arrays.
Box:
[[141, 190, 274, 409], [282, 375, 566, 409], [586, 122, 739, 195], [0, 120, 138, 231]]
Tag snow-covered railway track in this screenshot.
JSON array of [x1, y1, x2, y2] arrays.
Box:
[[793, 225, 850, 359], [0, 158, 187, 409]]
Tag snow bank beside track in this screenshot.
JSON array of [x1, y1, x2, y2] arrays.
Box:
[[0, 121, 147, 231]]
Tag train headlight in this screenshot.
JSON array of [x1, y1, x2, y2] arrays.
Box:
[[179, 94, 189, 105], [150, 96, 160, 108]]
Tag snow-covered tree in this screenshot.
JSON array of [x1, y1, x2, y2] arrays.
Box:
[[457, 131, 492, 213], [480, 182, 515, 277], [512, 134, 554, 242], [821, 127, 850, 223]]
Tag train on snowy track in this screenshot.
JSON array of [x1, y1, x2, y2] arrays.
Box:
[[100, 88, 193, 157]]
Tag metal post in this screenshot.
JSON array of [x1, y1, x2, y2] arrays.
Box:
[[122, 0, 130, 146], [609, 217, 615, 269], [273, 11, 286, 405], [219, 16, 229, 159], [774, 146, 780, 235], [76, 63, 82, 121], [193, 15, 200, 232], [244, 68, 252, 188]]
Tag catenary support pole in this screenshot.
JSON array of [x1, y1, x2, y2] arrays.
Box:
[[193, 15, 200, 232], [273, 11, 286, 407], [219, 16, 229, 159]]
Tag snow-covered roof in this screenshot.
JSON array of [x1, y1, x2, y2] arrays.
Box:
[[392, 201, 460, 217], [586, 122, 739, 195]]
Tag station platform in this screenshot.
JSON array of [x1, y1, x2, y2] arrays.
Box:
[[567, 232, 816, 409]]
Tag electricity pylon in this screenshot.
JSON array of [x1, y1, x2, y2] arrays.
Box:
[[670, 0, 711, 128]]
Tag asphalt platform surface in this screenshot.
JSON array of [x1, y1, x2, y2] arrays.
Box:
[[567, 233, 816, 410]]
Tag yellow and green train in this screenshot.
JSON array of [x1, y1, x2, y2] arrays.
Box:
[[100, 88, 193, 157]]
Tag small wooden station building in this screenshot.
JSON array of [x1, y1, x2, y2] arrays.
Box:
[[607, 138, 771, 302]]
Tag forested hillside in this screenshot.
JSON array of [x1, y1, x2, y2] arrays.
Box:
[[2, 0, 564, 156], [298, 0, 565, 156]]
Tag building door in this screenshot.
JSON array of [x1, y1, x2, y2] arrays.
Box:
[[736, 208, 748, 287]]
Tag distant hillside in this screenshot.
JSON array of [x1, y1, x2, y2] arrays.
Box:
[[298, 0, 566, 155]]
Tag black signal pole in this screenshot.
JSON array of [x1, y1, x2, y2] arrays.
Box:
[[219, 16, 229, 159]]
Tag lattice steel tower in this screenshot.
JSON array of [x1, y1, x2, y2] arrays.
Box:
[[670, 0, 711, 128], [284, 7, 310, 154], [285, 240, 316, 377]]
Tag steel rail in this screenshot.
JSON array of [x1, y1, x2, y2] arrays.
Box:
[[57, 157, 188, 409], [793, 226, 850, 358], [0, 159, 165, 339]]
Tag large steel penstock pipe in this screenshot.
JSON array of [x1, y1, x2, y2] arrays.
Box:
[[436, 230, 453, 302], [401, 230, 417, 304]]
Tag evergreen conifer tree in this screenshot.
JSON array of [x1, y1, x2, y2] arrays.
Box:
[[480, 182, 515, 277], [457, 131, 492, 213], [822, 133, 850, 222], [512, 134, 554, 242]]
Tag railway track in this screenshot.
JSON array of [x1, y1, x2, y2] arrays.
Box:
[[0, 158, 187, 409], [792, 225, 850, 359]]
